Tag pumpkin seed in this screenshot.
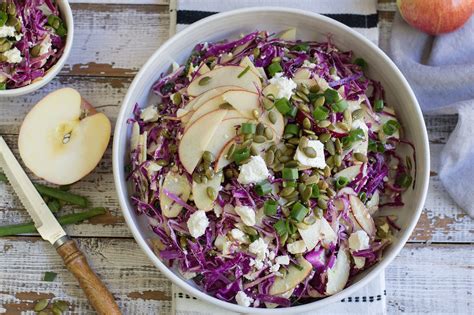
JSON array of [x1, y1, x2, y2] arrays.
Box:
[[206, 187, 217, 200], [52, 306, 62, 315], [296, 91, 309, 103], [298, 103, 311, 113], [354, 152, 368, 163], [303, 117, 312, 129], [317, 198, 328, 209], [298, 183, 306, 194], [275, 149, 282, 159], [325, 141, 336, 155], [202, 151, 213, 163], [30, 44, 41, 57], [313, 208, 324, 219], [343, 109, 352, 124], [298, 83, 310, 95], [280, 186, 295, 197], [34, 299, 49, 312], [352, 109, 364, 120], [299, 173, 309, 183], [285, 160, 299, 168], [335, 138, 343, 154], [157, 159, 169, 166], [323, 166, 331, 177], [256, 123, 265, 135], [303, 147, 317, 158], [7, 2, 16, 15], [205, 168, 214, 179], [253, 47, 260, 57], [309, 84, 320, 93], [53, 301, 69, 312], [0, 41, 11, 52], [319, 133, 331, 143], [250, 145, 259, 156], [299, 136, 309, 148], [252, 109, 260, 119], [227, 144, 236, 158], [278, 155, 291, 163], [284, 200, 296, 209], [327, 124, 336, 131], [273, 162, 284, 172], [263, 98, 274, 110], [304, 215, 316, 225], [279, 232, 288, 245], [253, 135, 266, 143], [334, 154, 342, 167], [336, 122, 351, 132], [172, 93, 182, 105], [287, 137, 300, 145], [193, 173, 202, 183], [318, 120, 331, 128], [303, 129, 316, 135], [327, 188, 336, 198], [242, 139, 253, 148], [313, 95, 325, 107], [296, 222, 310, 229], [302, 186, 313, 201], [272, 56, 281, 63], [326, 156, 335, 168], [291, 94, 304, 103], [243, 226, 258, 235], [268, 111, 277, 124], [244, 133, 253, 141], [201, 175, 208, 184], [264, 150, 275, 165], [264, 127, 273, 140], [286, 190, 299, 201], [305, 174, 320, 185], [219, 102, 233, 109], [198, 76, 211, 86], [224, 169, 233, 179]]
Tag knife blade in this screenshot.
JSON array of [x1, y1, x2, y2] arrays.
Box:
[[0, 136, 66, 244]]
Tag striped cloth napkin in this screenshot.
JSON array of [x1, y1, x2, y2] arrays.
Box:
[[169, 1, 386, 314]]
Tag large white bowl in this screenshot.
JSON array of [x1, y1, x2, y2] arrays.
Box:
[[0, 1, 73, 97], [113, 8, 430, 314]]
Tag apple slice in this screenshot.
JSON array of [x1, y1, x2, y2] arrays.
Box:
[[276, 28, 296, 41], [334, 164, 365, 182], [239, 56, 265, 79], [366, 190, 380, 215], [159, 170, 191, 218], [192, 172, 223, 211], [259, 110, 284, 142], [204, 117, 247, 159], [18, 88, 111, 185], [187, 66, 262, 96], [181, 86, 243, 114], [325, 249, 350, 295], [269, 257, 312, 295], [215, 137, 238, 171], [294, 68, 311, 79], [222, 90, 259, 119], [349, 195, 376, 236], [186, 94, 227, 127], [178, 109, 228, 174], [298, 217, 338, 251]]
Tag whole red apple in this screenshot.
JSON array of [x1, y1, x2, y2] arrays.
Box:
[[397, 0, 473, 35]]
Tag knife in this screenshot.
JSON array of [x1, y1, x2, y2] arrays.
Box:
[[0, 136, 121, 315]]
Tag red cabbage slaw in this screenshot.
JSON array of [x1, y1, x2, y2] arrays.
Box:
[[128, 30, 414, 308], [0, 0, 67, 90]]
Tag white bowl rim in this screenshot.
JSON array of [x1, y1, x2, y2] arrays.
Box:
[[0, 1, 74, 97], [113, 7, 430, 314]]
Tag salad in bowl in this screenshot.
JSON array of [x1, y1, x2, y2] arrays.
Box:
[[127, 29, 414, 308]]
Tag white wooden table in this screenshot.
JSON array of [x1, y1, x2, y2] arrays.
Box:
[[0, 1, 472, 314]]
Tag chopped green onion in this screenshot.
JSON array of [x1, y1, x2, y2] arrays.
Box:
[[284, 124, 300, 136], [232, 147, 250, 163], [0, 82, 6, 90], [293, 264, 304, 271], [287, 106, 298, 118], [342, 128, 365, 147], [396, 173, 413, 188], [56, 24, 67, 37], [274, 219, 287, 236], [248, 234, 259, 242], [0, 12, 6, 27], [283, 180, 297, 188], [238, 65, 251, 78], [382, 120, 400, 136], [264, 200, 278, 216], [255, 180, 272, 196], [43, 271, 57, 282], [290, 202, 309, 222], [286, 219, 297, 234], [274, 98, 291, 115], [331, 99, 348, 113], [0, 172, 6, 182], [323, 89, 340, 104], [359, 192, 367, 203], [354, 58, 368, 71], [241, 122, 256, 134], [282, 168, 298, 180], [374, 99, 384, 112], [313, 106, 329, 121], [267, 62, 283, 77], [292, 43, 309, 52], [311, 184, 320, 198], [335, 176, 350, 190]]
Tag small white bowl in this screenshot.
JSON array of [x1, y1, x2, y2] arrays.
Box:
[[0, 1, 73, 97], [113, 8, 430, 314]]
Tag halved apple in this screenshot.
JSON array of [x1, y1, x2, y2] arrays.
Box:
[[349, 195, 376, 236], [269, 257, 312, 295], [325, 248, 350, 295], [18, 88, 111, 185], [222, 90, 259, 119], [159, 169, 191, 218], [192, 172, 223, 211], [187, 66, 262, 96], [178, 109, 228, 174]]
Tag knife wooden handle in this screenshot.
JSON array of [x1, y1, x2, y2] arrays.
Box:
[[57, 239, 121, 315]]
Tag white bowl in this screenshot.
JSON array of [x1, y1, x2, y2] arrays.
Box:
[[113, 8, 430, 314], [0, 1, 73, 97]]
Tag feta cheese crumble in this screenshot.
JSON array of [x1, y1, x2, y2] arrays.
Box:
[[3, 48, 22, 64], [186, 210, 209, 238], [231, 228, 248, 243], [248, 238, 268, 260], [235, 291, 253, 307], [302, 60, 317, 69], [237, 155, 269, 185], [268, 72, 297, 100], [275, 255, 290, 265], [39, 36, 52, 56], [294, 139, 326, 169], [140, 105, 159, 122], [0, 26, 16, 38], [235, 205, 256, 226], [287, 240, 307, 254]]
